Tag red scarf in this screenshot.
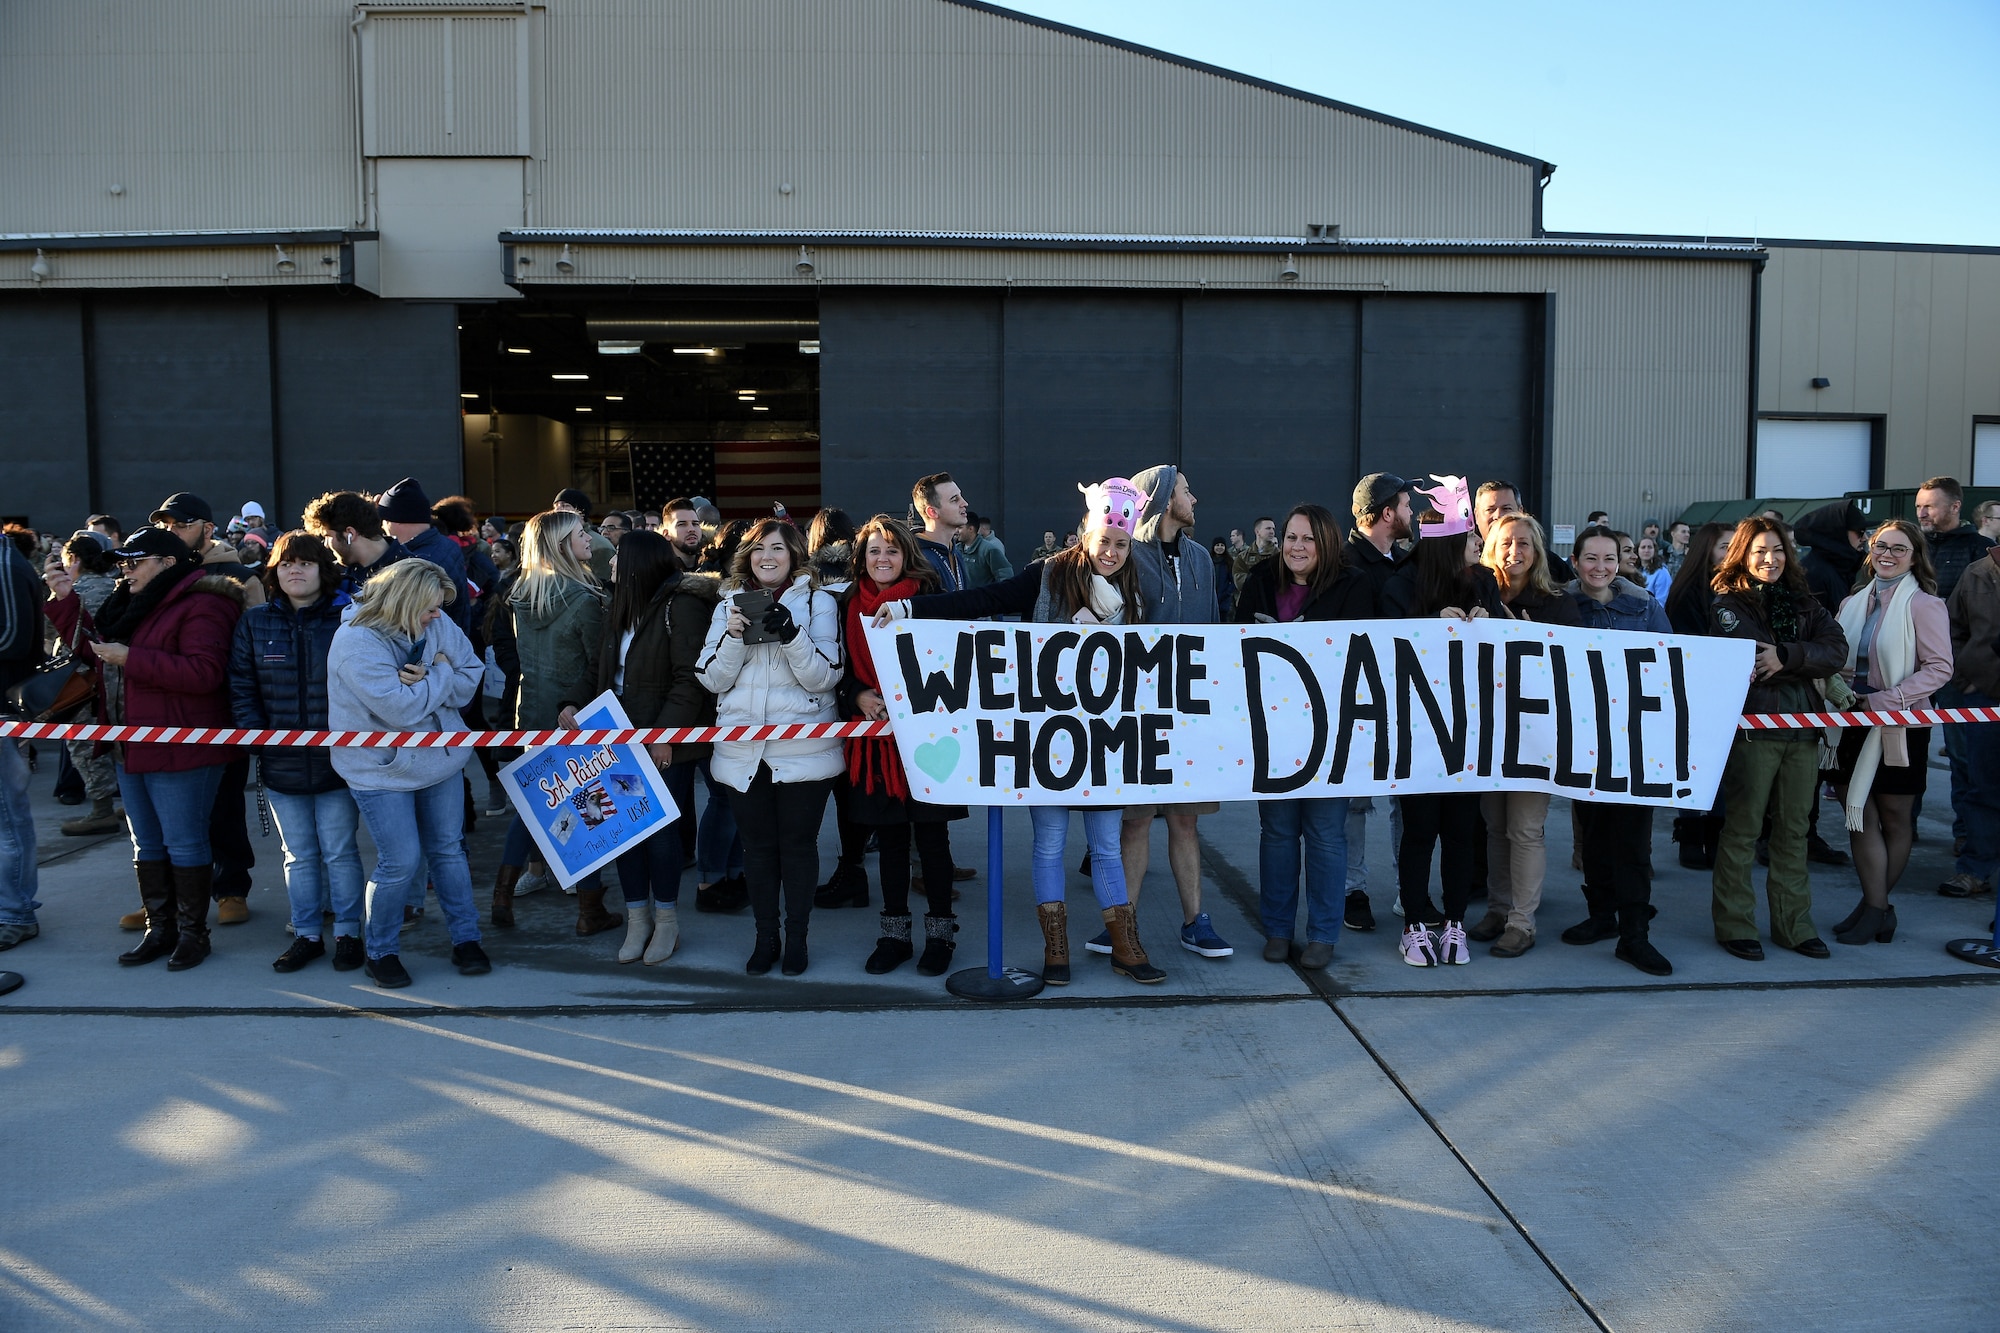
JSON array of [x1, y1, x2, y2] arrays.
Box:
[[845, 577, 920, 801]]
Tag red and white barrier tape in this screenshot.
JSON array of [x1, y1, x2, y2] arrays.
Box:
[[2, 710, 1997, 748], [0, 720, 891, 747]]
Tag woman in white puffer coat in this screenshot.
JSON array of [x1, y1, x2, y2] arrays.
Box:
[[696, 517, 843, 977]]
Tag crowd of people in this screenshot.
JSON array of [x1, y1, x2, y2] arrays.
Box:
[[0, 467, 1996, 993]]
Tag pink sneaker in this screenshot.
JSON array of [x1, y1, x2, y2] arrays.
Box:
[[1437, 920, 1471, 965], [1400, 923, 1438, 967]]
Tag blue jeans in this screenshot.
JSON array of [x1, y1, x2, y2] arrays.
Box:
[[352, 779, 482, 960], [266, 787, 365, 940], [117, 764, 225, 868], [1343, 796, 1402, 894], [0, 739, 39, 926], [697, 757, 744, 881], [1029, 807, 1127, 910], [1953, 690, 2000, 882], [1259, 797, 1350, 944]]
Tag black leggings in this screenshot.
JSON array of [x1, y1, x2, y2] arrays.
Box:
[[832, 777, 869, 871], [1398, 792, 1481, 924], [874, 820, 955, 919], [727, 766, 834, 935]]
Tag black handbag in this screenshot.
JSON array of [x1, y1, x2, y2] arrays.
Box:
[[6, 614, 95, 723]]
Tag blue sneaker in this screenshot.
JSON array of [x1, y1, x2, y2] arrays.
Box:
[[1083, 928, 1113, 955], [1179, 912, 1233, 958]]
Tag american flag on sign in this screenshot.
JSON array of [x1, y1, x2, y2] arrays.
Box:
[[627, 442, 715, 510], [712, 440, 821, 520]]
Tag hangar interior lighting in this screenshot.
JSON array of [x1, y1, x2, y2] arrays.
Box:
[[506, 346, 532, 354], [673, 346, 718, 355], [799, 340, 820, 354], [597, 340, 644, 354], [552, 373, 589, 380]]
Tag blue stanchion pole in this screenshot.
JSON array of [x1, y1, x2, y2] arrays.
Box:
[[945, 804, 1045, 1001], [987, 804, 1005, 979]]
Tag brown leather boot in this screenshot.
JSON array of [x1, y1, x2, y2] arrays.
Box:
[[491, 864, 522, 928], [575, 885, 621, 936], [118, 860, 177, 966], [167, 865, 214, 972], [1102, 903, 1164, 984], [1036, 901, 1071, 985]]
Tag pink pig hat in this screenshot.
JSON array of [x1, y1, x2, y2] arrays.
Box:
[[1079, 478, 1144, 535], [1412, 473, 1473, 538]]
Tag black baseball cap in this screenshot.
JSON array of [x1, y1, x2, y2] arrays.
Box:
[[1353, 472, 1411, 516], [552, 488, 594, 515], [149, 493, 214, 525], [112, 528, 193, 563]]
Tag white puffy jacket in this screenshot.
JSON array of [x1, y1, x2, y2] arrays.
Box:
[[695, 574, 845, 791]]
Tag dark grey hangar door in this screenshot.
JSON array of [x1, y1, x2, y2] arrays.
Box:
[[818, 288, 1541, 558]]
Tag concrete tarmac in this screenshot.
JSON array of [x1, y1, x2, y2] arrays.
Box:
[[2, 757, 1995, 1330]]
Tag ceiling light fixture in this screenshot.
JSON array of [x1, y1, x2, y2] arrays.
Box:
[[506, 346, 531, 354], [605, 395, 623, 401], [596, 340, 643, 355], [672, 346, 716, 355], [460, 392, 477, 399], [799, 339, 820, 354], [575, 406, 592, 413], [752, 405, 770, 412], [552, 373, 589, 380]]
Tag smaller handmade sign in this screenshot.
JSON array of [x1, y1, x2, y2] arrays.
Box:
[[498, 691, 681, 888]]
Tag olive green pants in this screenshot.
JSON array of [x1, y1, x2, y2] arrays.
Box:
[[1712, 734, 1821, 946]]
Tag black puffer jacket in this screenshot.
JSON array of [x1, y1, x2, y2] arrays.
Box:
[[1232, 557, 1379, 623], [595, 570, 723, 764], [228, 590, 351, 795], [1927, 523, 1996, 603], [1793, 501, 1866, 614]]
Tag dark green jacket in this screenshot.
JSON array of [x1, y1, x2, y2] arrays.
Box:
[[496, 578, 605, 728]]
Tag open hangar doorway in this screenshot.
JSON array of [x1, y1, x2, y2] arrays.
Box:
[[456, 295, 821, 522]]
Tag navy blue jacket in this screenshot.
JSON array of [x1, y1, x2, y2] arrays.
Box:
[[228, 591, 351, 795], [404, 527, 474, 633]]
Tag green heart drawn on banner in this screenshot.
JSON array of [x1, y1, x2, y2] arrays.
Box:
[[914, 736, 960, 783]]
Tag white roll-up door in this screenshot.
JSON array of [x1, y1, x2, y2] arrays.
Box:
[[1755, 418, 1872, 496], [1974, 422, 2000, 486]]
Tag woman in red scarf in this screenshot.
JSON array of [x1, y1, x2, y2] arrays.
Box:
[[837, 515, 965, 975]]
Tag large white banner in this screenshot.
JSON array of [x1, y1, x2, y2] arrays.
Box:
[[865, 619, 1753, 810]]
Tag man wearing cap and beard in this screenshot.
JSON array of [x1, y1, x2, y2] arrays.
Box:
[[1119, 465, 1234, 960], [552, 488, 616, 584], [376, 478, 474, 633], [150, 493, 265, 608]]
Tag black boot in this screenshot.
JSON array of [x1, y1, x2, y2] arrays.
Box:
[[781, 931, 809, 977], [917, 915, 958, 976], [117, 860, 177, 966], [813, 862, 870, 909], [697, 875, 750, 914], [1613, 906, 1672, 975], [1835, 904, 1895, 946], [1830, 897, 1866, 937], [745, 927, 781, 975], [166, 864, 213, 972], [864, 914, 914, 974]]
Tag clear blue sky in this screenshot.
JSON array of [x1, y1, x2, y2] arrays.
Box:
[[1002, 0, 2000, 246]]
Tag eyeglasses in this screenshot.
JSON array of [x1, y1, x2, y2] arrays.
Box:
[[1870, 542, 1914, 556]]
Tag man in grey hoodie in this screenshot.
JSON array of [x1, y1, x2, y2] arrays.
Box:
[[1115, 464, 1233, 960]]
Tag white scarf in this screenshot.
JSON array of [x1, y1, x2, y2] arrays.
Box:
[[1086, 574, 1126, 624], [1829, 574, 1917, 832]]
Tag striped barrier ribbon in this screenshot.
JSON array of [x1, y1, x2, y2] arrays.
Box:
[[2, 710, 1998, 747], [0, 720, 893, 747]]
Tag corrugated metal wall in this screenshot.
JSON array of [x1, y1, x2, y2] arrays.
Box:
[[1759, 245, 2000, 486], [0, 0, 1532, 240], [533, 0, 1534, 238], [0, 0, 360, 233]]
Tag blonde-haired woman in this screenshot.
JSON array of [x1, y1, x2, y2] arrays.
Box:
[[327, 558, 488, 988], [1471, 512, 1581, 959], [696, 517, 844, 976], [488, 509, 608, 931], [1827, 519, 1953, 944]]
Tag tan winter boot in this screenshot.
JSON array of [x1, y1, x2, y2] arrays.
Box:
[[1102, 903, 1165, 984], [1036, 901, 1071, 985]]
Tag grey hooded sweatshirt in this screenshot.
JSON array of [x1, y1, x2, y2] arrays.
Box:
[[1129, 463, 1217, 624]]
